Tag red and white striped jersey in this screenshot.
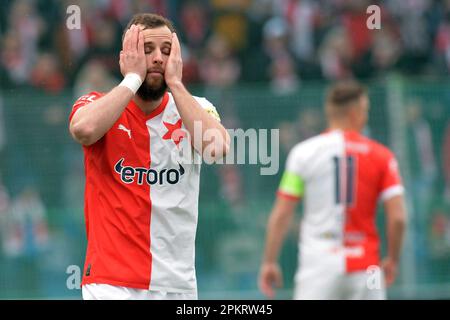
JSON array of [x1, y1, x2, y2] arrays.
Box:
[[278, 129, 404, 273], [69, 91, 220, 293]]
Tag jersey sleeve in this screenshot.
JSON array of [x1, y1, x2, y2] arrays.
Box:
[[195, 97, 221, 122], [277, 145, 306, 201], [379, 151, 404, 202], [69, 92, 103, 124]]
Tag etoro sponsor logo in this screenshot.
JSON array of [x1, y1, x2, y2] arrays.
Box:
[[114, 158, 185, 185]]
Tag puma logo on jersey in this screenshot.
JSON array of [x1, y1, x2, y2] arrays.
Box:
[[114, 158, 185, 185], [118, 124, 131, 139]]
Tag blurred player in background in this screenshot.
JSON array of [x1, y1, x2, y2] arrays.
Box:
[[259, 81, 407, 299], [68, 13, 229, 300]]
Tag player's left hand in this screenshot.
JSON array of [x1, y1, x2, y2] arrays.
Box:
[[165, 33, 183, 88], [258, 262, 283, 299]]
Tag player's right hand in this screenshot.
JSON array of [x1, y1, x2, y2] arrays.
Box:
[[381, 257, 398, 287], [119, 24, 147, 82], [258, 262, 283, 299]]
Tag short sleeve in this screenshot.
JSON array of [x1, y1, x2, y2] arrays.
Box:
[[69, 92, 103, 124], [277, 144, 306, 200], [284, 144, 306, 177], [195, 97, 221, 122], [379, 152, 404, 202]]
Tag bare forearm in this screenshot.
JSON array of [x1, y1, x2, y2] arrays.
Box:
[[169, 82, 230, 157], [263, 210, 294, 263], [386, 216, 405, 263], [385, 196, 407, 263], [70, 86, 134, 145]]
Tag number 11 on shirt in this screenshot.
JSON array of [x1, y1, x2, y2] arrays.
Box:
[[333, 155, 356, 206]]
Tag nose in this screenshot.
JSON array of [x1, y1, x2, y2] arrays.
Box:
[[152, 48, 163, 65]]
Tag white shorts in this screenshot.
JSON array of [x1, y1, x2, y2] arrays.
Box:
[[82, 284, 198, 300], [294, 265, 386, 300]]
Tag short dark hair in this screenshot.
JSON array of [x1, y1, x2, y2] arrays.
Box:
[[122, 13, 175, 41], [326, 81, 367, 107], [325, 80, 367, 117]]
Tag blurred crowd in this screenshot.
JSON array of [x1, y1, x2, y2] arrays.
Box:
[[1, 0, 450, 95]]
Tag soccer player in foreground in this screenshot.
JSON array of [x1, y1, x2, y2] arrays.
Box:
[[259, 81, 407, 299], [68, 13, 229, 300]]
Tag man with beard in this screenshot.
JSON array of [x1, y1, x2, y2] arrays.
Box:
[[69, 13, 229, 300]]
